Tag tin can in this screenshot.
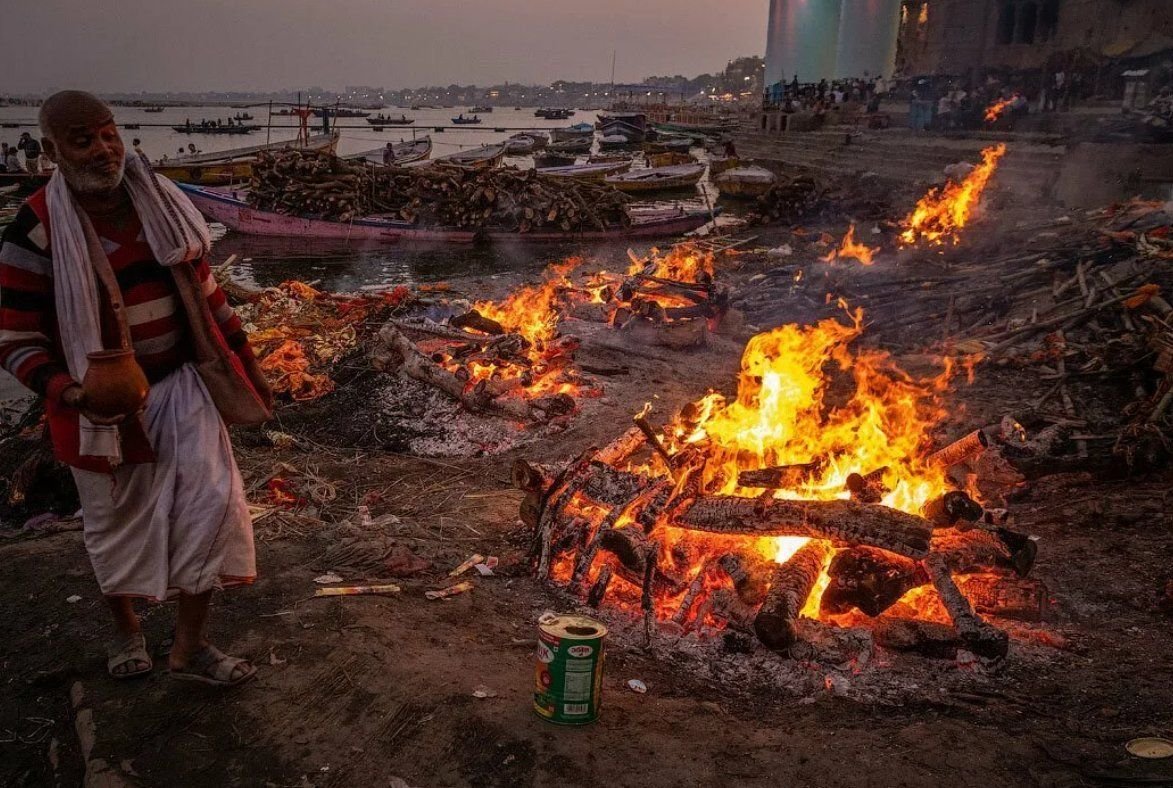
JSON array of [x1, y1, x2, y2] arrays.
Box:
[[533, 613, 607, 725]]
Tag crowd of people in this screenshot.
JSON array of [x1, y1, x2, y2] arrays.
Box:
[[767, 73, 892, 116]]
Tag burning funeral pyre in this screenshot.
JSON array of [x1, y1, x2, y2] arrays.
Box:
[[516, 310, 1043, 661]]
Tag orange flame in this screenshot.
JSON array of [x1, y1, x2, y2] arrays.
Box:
[[821, 225, 878, 265], [984, 98, 1013, 123], [899, 144, 1006, 246], [627, 245, 715, 281]]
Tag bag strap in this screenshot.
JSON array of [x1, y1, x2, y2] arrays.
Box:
[[76, 208, 133, 352], [170, 260, 219, 364]]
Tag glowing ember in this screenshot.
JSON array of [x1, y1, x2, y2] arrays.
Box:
[[820, 225, 878, 266], [900, 144, 1006, 246], [984, 98, 1013, 124]]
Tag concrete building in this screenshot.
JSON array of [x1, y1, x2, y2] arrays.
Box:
[[896, 0, 1173, 77]]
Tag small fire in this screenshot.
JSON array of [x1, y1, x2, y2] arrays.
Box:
[[984, 98, 1013, 124], [899, 144, 1006, 246], [820, 225, 878, 265], [627, 245, 715, 282]]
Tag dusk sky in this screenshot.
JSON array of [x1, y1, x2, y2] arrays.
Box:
[[1, 0, 767, 93]]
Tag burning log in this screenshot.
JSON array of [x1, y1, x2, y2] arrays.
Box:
[[845, 466, 889, 503], [956, 574, 1049, 621], [670, 496, 933, 558], [586, 565, 613, 608], [928, 429, 989, 468], [923, 554, 1009, 659], [598, 526, 651, 576], [672, 561, 712, 626], [873, 616, 963, 659], [642, 541, 661, 646], [820, 547, 930, 617], [736, 460, 824, 489], [932, 526, 1036, 578], [716, 552, 772, 606], [753, 540, 833, 651], [449, 309, 506, 336]]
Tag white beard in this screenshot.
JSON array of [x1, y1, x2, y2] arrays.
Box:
[[59, 156, 126, 195]]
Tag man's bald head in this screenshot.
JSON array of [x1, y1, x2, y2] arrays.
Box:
[[38, 90, 114, 143], [38, 90, 126, 196]]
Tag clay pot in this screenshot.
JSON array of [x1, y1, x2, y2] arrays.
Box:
[[82, 350, 149, 418]]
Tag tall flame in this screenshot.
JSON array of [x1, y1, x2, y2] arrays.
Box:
[[899, 143, 1006, 246], [821, 225, 878, 266]]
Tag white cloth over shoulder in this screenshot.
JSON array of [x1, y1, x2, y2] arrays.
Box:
[[46, 154, 211, 462], [72, 363, 255, 600]]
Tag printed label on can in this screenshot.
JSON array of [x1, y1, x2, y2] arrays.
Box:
[[534, 615, 606, 725]]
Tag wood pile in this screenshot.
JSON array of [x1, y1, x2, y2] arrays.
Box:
[[249, 148, 633, 231], [745, 175, 825, 225]]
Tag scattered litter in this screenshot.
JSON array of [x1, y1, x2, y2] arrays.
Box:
[[313, 584, 401, 597], [766, 244, 793, 257], [425, 581, 474, 600], [269, 649, 287, 666], [65, 595, 81, 604], [313, 572, 343, 585], [265, 430, 297, 449], [1125, 737, 1173, 759], [626, 679, 647, 694], [449, 554, 485, 577], [473, 556, 499, 576], [472, 685, 498, 699]]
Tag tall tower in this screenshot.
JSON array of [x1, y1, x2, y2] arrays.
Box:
[[835, 0, 903, 78], [765, 0, 844, 87]]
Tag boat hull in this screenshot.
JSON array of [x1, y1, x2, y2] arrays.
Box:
[[181, 185, 713, 243]]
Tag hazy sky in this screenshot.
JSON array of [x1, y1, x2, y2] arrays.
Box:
[[0, 0, 767, 93]]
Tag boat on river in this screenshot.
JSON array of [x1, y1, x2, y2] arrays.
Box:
[[172, 122, 260, 135], [347, 136, 433, 166], [436, 143, 505, 170], [547, 136, 592, 154], [153, 132, 339, 186], [535, 160, 632, 182], [312, 107, 369, 118], [367, 114, 415, 126], [451, 115, 482, 125], [549, 123, 594, 142], [604, 162, 706, 193], [503, 135, 538, 155], [180, 184, 714, 243]]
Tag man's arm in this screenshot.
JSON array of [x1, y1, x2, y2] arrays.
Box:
[[0, 204, 75, 403]]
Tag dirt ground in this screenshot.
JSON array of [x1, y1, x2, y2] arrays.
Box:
[[2, 214, 1173, 788]]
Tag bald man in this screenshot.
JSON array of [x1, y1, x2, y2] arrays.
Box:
[[0, 91, 272, 686]]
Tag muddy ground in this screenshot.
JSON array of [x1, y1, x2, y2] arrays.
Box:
[[2, 209, 1172, 788]]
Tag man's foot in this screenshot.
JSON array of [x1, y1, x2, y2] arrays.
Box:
[[107, 633, 153, 679], [169, 645, 256, 687]]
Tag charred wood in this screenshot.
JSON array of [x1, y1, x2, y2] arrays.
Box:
[[753, 540, 832, 651]]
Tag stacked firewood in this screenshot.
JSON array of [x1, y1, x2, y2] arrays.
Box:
[[249, 149, 632, 231], [746, 175, 825, 225]]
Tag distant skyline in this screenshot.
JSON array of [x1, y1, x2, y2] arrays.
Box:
[[0, 0, 767, 94]]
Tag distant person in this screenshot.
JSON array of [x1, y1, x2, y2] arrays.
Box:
[[0, 143, 8, 166], [18, 132, 43, 173], [382, 142, 396, 166], [132, 138, 144, 157], [723, 139, 737, 157], [5, 146, 23, 173]]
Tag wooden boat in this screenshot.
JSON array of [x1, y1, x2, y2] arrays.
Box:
[[503, 135, 537, 155], [713, 165, 777, 199], [533, 151, 576, 169], [535, 160, 632, 182], [645, 151, 695, 168], [653, 120, 735, 137], [547, 137, 592, 154], [470, 106, 493, 113], [367, 114, 414, 126], [604, 163, 706, 194], [436, 143, 505, 170], [171, 124, 258, 135], [521, 131, 548, 150], [123, 123, 141, 130], [347, 136, 433, 166], [535, 108, 574, 120], [154, 160, 252, 186], [180, 184, 714, 243], [0, 172, 51, 195], [451, 115, 482, 125], [707, 156, 739, 177], [312, 107, 369, 118], [143, 107, 165, 113], [599, 134, 637, 150], [644, 136, 693, 154], [549, 123, 594, 142], [160, 132, 339, 166]]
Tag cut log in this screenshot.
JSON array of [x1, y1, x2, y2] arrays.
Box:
[[736, 460, 824, 489], [586, 565, 613, 608], [450, 309, 506, 336], [598, 526, 651, 576], [672, 561, 712, 627], [716, 552, 772, 606], [873, 616, 962, 659], [820, 547, 929, 617], [928, 430, 989, 468], [923, 554, 1009, 659], [931, 527, 1035, 577], [845, 466, 889, 503], [956, 574, 1048, 621], [670, 496, 933, 558], [753, 540, 832, 651]]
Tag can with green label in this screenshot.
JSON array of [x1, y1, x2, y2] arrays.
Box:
[[533, 613, 607, 725]]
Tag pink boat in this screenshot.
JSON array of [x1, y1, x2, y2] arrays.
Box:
[[180, 185, 716, 244]]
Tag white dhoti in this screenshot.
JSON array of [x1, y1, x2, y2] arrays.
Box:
[[72, 363, 256, 601]]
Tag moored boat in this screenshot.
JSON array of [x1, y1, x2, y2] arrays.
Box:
[[533, 151, 577, 169], [547, 136, 592, 154], [367, 114, 414, 126], [346, 136, 433, 166], [503, 135, 537, 155], [535, 160, 632, 182], [470, 106, 493, 113], [436, 143, 506, 170], [707, 155, 740, 177], [312, 107, 369, 118], [180, 184, 714, 243], [549, 123, 594, 142], [712, 165, 777, 199], [645, 151, 695, 169], [451, 115, 482, 125], [604, 162, 706, 193], [153, 132, 340, 185]]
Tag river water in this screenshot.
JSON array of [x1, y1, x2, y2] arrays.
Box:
[[0, 104, 722, 292]]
